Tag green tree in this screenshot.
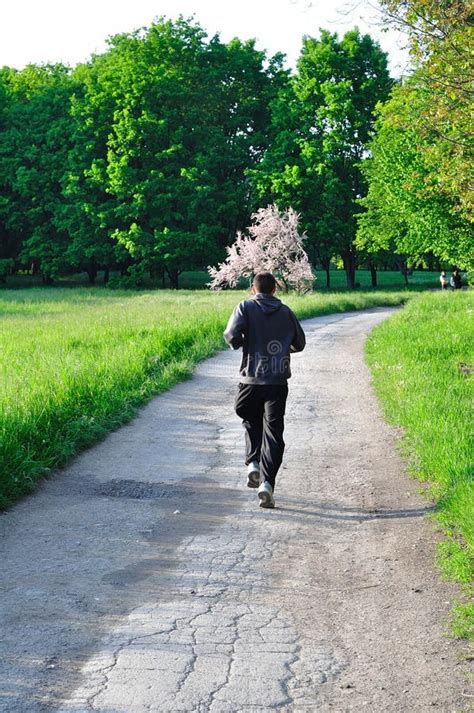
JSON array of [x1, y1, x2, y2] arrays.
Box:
[[0, 64, 74, 282], [380, 0, 474, 223], [57, 60, 122, 284], [0, 17, 285, 287], [252, 29, 392, 288], [0, 68, 17, 262], [89, 17, 285, 287], [356, 80, 473, 270]]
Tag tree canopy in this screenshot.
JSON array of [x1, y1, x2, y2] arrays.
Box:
[[357, 0, 474, 271], [381, 0, 473, 220], [356, 80, 472, 270], [0, 17, 286, 286], [250, 29, 392, 288], [0, 10, 470, 287]]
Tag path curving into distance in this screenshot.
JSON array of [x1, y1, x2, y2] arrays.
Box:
[[0, 308, 470, 712]]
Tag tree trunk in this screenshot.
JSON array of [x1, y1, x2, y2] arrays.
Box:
[[370, 264, 377, 288], [166, 267, 179, 289], [86, 266, 97, 284], [342, 251, 356, 289], [103, 268, 110, 284], [400, 260, 409, 286], [321, 257, 331, 289]]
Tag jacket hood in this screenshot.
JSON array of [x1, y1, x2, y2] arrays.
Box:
[[253, 293, 282, 314]]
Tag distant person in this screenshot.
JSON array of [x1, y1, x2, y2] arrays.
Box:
[[440, 271, 448, 290], [224, 272, 306, 508], [450, 269, 462, 290]]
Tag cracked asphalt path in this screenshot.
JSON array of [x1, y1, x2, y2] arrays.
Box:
[[0, 308, 471, 712]]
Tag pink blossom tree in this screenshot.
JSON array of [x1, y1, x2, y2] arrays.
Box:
[[208, 205, 315, 292]]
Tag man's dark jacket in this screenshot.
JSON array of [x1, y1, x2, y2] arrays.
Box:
[[223, 293, 306, 385]]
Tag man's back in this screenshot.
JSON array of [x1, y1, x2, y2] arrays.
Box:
[[224, 293, 305, 385]]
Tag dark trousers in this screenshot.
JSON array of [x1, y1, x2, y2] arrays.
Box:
[[235, 383, 288, 489]]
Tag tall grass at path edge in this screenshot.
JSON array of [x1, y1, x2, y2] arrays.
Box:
[[366, 291, 474, 639], [0, 288, 411, 509]]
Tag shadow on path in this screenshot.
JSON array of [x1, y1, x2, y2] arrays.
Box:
[[279, 501, 434, 522]]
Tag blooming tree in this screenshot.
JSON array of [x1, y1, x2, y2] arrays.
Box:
[[208, 205, 315, 292]]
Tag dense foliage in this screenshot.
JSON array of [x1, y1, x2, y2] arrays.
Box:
[[0, 17, 287, 286], [0, 11, 470, 286], [358, 1, 474, 270], [382, 1, 473, 222], [251, 30, 392, 288], [0, 64, 75, 282], [356, 81, 473, 269]]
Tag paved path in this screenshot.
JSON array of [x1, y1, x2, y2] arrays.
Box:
[[0, 308, 471, 712]]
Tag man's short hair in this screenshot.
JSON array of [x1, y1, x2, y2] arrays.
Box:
[[253, 272, 276, 294]]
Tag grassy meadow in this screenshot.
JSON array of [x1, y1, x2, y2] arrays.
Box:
[[1, 279, 472, 635], [366, 292, 474, 638], [4, 268, 448, 291], [0, 285, 412, 509], [177, 268, 451, 292]]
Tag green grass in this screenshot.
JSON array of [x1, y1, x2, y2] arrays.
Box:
[[366, 292, 474, 639], [3, 268, 449, 291], [179, 268, 443, 291], [2, 284, 472, 638], [0, 287, 412, 509]]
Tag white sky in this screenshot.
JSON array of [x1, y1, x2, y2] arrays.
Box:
[[0, 0, 410, 75]]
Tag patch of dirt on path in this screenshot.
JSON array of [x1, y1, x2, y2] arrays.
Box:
[[0, 308, 471, 712]]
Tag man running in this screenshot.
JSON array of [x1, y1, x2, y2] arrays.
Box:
[[224, 272, 306, 508]]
